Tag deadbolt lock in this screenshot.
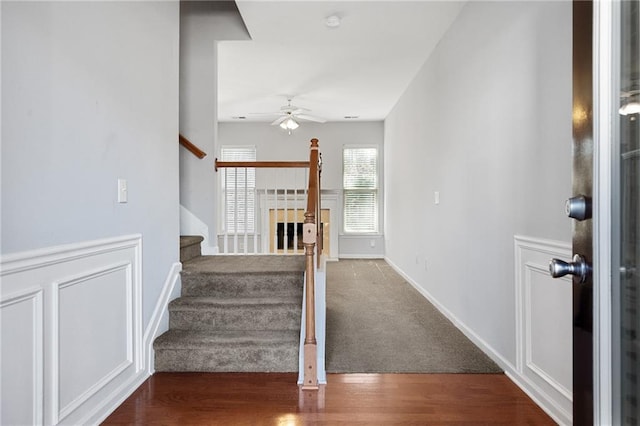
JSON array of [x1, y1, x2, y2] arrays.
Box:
[[565, 195, 592, 221]]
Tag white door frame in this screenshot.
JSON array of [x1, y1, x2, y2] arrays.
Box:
[[593, 1, 616, 424]]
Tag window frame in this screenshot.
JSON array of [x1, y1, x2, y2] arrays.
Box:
[[342, 144, 380, 234], [219, 145, 257, 235]]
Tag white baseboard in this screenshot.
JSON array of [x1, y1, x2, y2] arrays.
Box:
[[83, 371, 148, 425], [143, 262, 182, 375], [384, 256, 568, 426], [339, 254, 384, 259]]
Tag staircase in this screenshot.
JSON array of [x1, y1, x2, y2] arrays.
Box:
[[153, 236, 305, 372]]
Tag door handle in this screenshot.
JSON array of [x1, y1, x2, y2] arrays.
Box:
[[549, 254, 592, 283]]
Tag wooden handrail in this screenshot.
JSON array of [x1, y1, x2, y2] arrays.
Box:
[[179, 134, 207, 159], [214, 160, 309, 171], [301, 138, 319, 391]]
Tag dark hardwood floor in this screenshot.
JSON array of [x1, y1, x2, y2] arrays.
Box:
[[103, 372, 556, 425]]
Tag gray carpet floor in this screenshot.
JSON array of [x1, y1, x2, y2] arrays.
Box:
[[325, 259, 502, 373]]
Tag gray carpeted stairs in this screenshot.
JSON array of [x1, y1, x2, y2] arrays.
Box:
[[153, 236, 305, 372]]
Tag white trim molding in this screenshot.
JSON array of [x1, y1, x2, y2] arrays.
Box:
[[514, 236, 572, 426], [143, 262, 182, 375], [593, 1, 615, 423], [0, 235, 148, 426]]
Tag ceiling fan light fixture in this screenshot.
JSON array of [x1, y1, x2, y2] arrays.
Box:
[[280, 117, 299, 130]]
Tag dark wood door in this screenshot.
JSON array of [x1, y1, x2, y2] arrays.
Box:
[[572, 1, 593, 423]]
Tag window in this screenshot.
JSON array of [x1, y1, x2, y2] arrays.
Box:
[[343, 146, 378, 233], [220, 146, 256, 233]]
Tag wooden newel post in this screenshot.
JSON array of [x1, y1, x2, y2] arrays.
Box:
[[302, 210, 318, 390]]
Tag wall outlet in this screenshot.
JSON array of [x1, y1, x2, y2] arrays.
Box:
[[370, 239, 376, 248], [434, 191, 440, 205]]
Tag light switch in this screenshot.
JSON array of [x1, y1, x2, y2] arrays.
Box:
[[118, 178, 128, 203], [434, 191, 440, 205]]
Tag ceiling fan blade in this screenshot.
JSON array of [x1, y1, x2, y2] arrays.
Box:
[[296, 113, 326, 123], [271, 116, 288, 126], [281, 104, 310, 113]]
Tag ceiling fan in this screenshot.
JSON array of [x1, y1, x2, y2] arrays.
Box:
[[254, 98, 327, 131]]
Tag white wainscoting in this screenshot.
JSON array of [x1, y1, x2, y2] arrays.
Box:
[[385, 235, 573, 426], [1, 235, 146, 425], [514, 235, 572, 425]]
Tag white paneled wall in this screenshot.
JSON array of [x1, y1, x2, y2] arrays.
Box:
[[514, 236, 572, 425], [1, 235, 145, 425]]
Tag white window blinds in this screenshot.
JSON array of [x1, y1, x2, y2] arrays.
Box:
[[221, 146, 256, 233], [343, 147, 378, 233]]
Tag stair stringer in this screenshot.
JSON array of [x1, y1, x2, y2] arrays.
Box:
[[143, 262, 182, 374]]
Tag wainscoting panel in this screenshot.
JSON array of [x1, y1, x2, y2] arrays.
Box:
[[1, 235, 143, 426], [515, 236, 572, 425], [0, 288, 44, 426]]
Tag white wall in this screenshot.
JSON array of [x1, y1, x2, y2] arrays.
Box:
[[1, 0, 179, 377], [179, 1, 249, 250], [384, 0, 571, 419], [1, 0, 180, 329], [218, 121, 385, 257]]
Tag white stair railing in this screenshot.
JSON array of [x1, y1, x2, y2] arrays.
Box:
[[215, 159, 311, 255]]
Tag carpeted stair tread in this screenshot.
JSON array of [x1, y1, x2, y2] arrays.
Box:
[[182, 255, 304, 273], [153, 330, 300, 372], [180, 235, 204, 249], [180, 235, 204, 263], [155, 254, 304, 372], [168, 296, 302, 331], [154, 329, 300, 348], [169, 296, 302, 309], [181, 267, 304, 298]]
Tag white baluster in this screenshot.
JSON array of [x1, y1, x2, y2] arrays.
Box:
[[243, 167, 248, 255], [223, 168, 228, 254], [233, 167, 238, 254]]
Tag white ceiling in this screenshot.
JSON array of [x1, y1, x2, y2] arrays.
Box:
[[217, 1, 465, 123]]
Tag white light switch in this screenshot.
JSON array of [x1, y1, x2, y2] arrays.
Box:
[[118, 178, 128, 203], [434, 191, 440, 205]]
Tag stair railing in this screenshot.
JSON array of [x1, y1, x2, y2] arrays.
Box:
[[214, 158, 314, 256], [301, 138, 320, 390], [179, 134, 207, 159], [214, 139, 322, 388]]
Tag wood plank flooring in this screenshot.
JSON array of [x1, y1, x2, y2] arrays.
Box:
[[102, 373, 556, 425]]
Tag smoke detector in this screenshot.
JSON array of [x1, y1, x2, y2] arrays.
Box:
[[325, 15, 341, 28]]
